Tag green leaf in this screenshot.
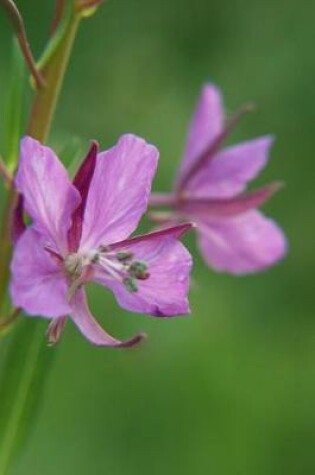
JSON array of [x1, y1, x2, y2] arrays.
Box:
[[0, 319, 55, 474]]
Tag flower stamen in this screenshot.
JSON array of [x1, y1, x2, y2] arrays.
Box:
[[97, 247, 149, 293]]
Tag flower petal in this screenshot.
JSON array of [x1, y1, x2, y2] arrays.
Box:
[[10, 227, 71, 317], [15, 137, 81, 253], [176, 84, 224, 188], [181, 183, 281, 218], [94, 225, 192, 317], [197, 210, 287, 274], [80, 134, 159, 250], [185, 136, 274, 198], [70, 290, 145, 347]]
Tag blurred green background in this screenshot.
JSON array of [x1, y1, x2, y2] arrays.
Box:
[[0, 0, 314, 474]]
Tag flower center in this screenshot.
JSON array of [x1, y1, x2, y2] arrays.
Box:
[[64, 251, 97, 278], [63, 248, 150, 293]]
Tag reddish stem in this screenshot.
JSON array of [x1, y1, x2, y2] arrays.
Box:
[[2, 0, 45, 89]]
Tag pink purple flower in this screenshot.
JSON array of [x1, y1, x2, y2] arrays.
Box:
[[10, 135, 192, 347], [149, 84, 287, 274]]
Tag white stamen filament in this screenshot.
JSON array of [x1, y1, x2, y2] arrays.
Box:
[[98, 255, 126, 282], [64, 247, 149, 295]]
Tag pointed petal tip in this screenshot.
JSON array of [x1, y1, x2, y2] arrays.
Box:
[[265, 180, 285, 194], [226, 102, 257, 129], [157, 222, 195, 238], [249, 181, 285, 210], [46, 316, 67, 346], [118, 331, 147, 348], [241, 102, 256, 113], [110, 222, 194, 250], [87, 140, 99, 157], [162, 221, 194, 237], [201, 85, 258, 120], [176, 222, 194, 237], [202, 82, 221, 96], [265, 133, 275, 144], [90, 139, 99, 149], [241, 181, 285, 210], [253, 134, 275, 151]]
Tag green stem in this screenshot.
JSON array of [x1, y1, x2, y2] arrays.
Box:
[[26, 11, 81, 142], [3, 38, 27, 173]]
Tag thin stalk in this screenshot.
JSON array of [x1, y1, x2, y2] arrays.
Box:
[[50, 0, 66, 34], [0, 157, 13, 187], [27, 9, 81, 142], [27, 6, 81, 142], [3, 38, 27, 173], [1, 0, 45, 89]]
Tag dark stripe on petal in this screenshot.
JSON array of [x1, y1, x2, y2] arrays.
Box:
[[68, 141, 98, 252], [11, 194, 26, 243]]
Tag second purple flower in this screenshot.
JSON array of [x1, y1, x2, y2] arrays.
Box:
[[149, 84, 287, 274]]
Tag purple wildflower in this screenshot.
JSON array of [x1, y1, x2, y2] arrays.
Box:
[[10, 135, 192, 347], [149, 84, 287, 274]]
